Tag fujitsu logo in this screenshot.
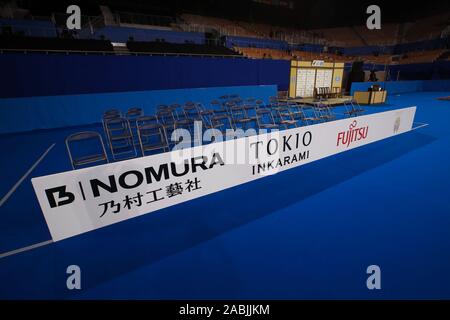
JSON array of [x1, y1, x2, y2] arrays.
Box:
[[337, 120, 369, 148]]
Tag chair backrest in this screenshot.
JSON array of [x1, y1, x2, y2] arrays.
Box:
[[136, 115, 158, 127], [128, 107, 142, 114], [103, 112, 121, 122], [126, 108, 143, 122], [246, 98, 256, 105], [255, 100, 265, 108], [104, 109, 121, 117], [157, 105, 170, 112], [67, 131, 103, 143]]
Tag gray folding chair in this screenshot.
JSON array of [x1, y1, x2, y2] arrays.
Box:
[[210, 113, 237, 140], [65, 131, 108, 170], [256, 109, 279, 131], [170, 103, 183, 120], [201, 110, 222, 129], [105, 117, 137, 161], [288, 103, 310, 126], [126, 108, 144, 145], [230, 105, 253, 130], [313, 102, 335, 122], [274, 106, 298, 129], [302, 106, 322, 125], [269, 96, 278, 107], [243, 98, 258, 121], [157, 109, 177, 147], [183, 104, 202, 122], [344, 99, 365, 117], [137, 123, 169, 156], [102, 112, 121, 143]]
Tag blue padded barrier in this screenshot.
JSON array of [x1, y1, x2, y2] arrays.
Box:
[[350, 79, 450, 96], [0, 53, 289, 99], [0, 85, 277, 134]]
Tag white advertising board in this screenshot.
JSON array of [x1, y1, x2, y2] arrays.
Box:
[[32, 107, 416, 241]]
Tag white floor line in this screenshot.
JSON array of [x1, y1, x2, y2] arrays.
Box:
[[0, 239, 53, 259], [412, 122, 429, 130], [0, 143, 56, 207]]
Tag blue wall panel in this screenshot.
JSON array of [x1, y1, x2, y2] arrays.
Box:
[[350, 80, 450, 95], [0, 52, 289, 134], [388, 61, 450, 81], [350, 80, 423, 95], [422, 79, 450, 92], [0, 85, 277, 134], [0, 53, 289, 98]]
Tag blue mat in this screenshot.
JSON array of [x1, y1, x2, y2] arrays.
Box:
[[0, 91, 449, 299]]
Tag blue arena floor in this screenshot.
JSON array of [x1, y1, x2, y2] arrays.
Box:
[[0, 91, 449, 299]]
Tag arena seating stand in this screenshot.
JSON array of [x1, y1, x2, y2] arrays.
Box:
[[179, 14, 257, 37], [311, 27, 365, 47], [396, 49, 448, 64], [352, 24, 400, 46], [404, 12, 450, 42], [0, 35, 114, 52], [127, 41, 240, 56], [234, 47, 291, 60], [291, 50, 352, 63]]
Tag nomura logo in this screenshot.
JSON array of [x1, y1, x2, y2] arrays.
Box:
[[337, 120, 369, 148]]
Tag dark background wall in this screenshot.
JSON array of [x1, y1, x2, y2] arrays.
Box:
[[29, 0, 450, 29]]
